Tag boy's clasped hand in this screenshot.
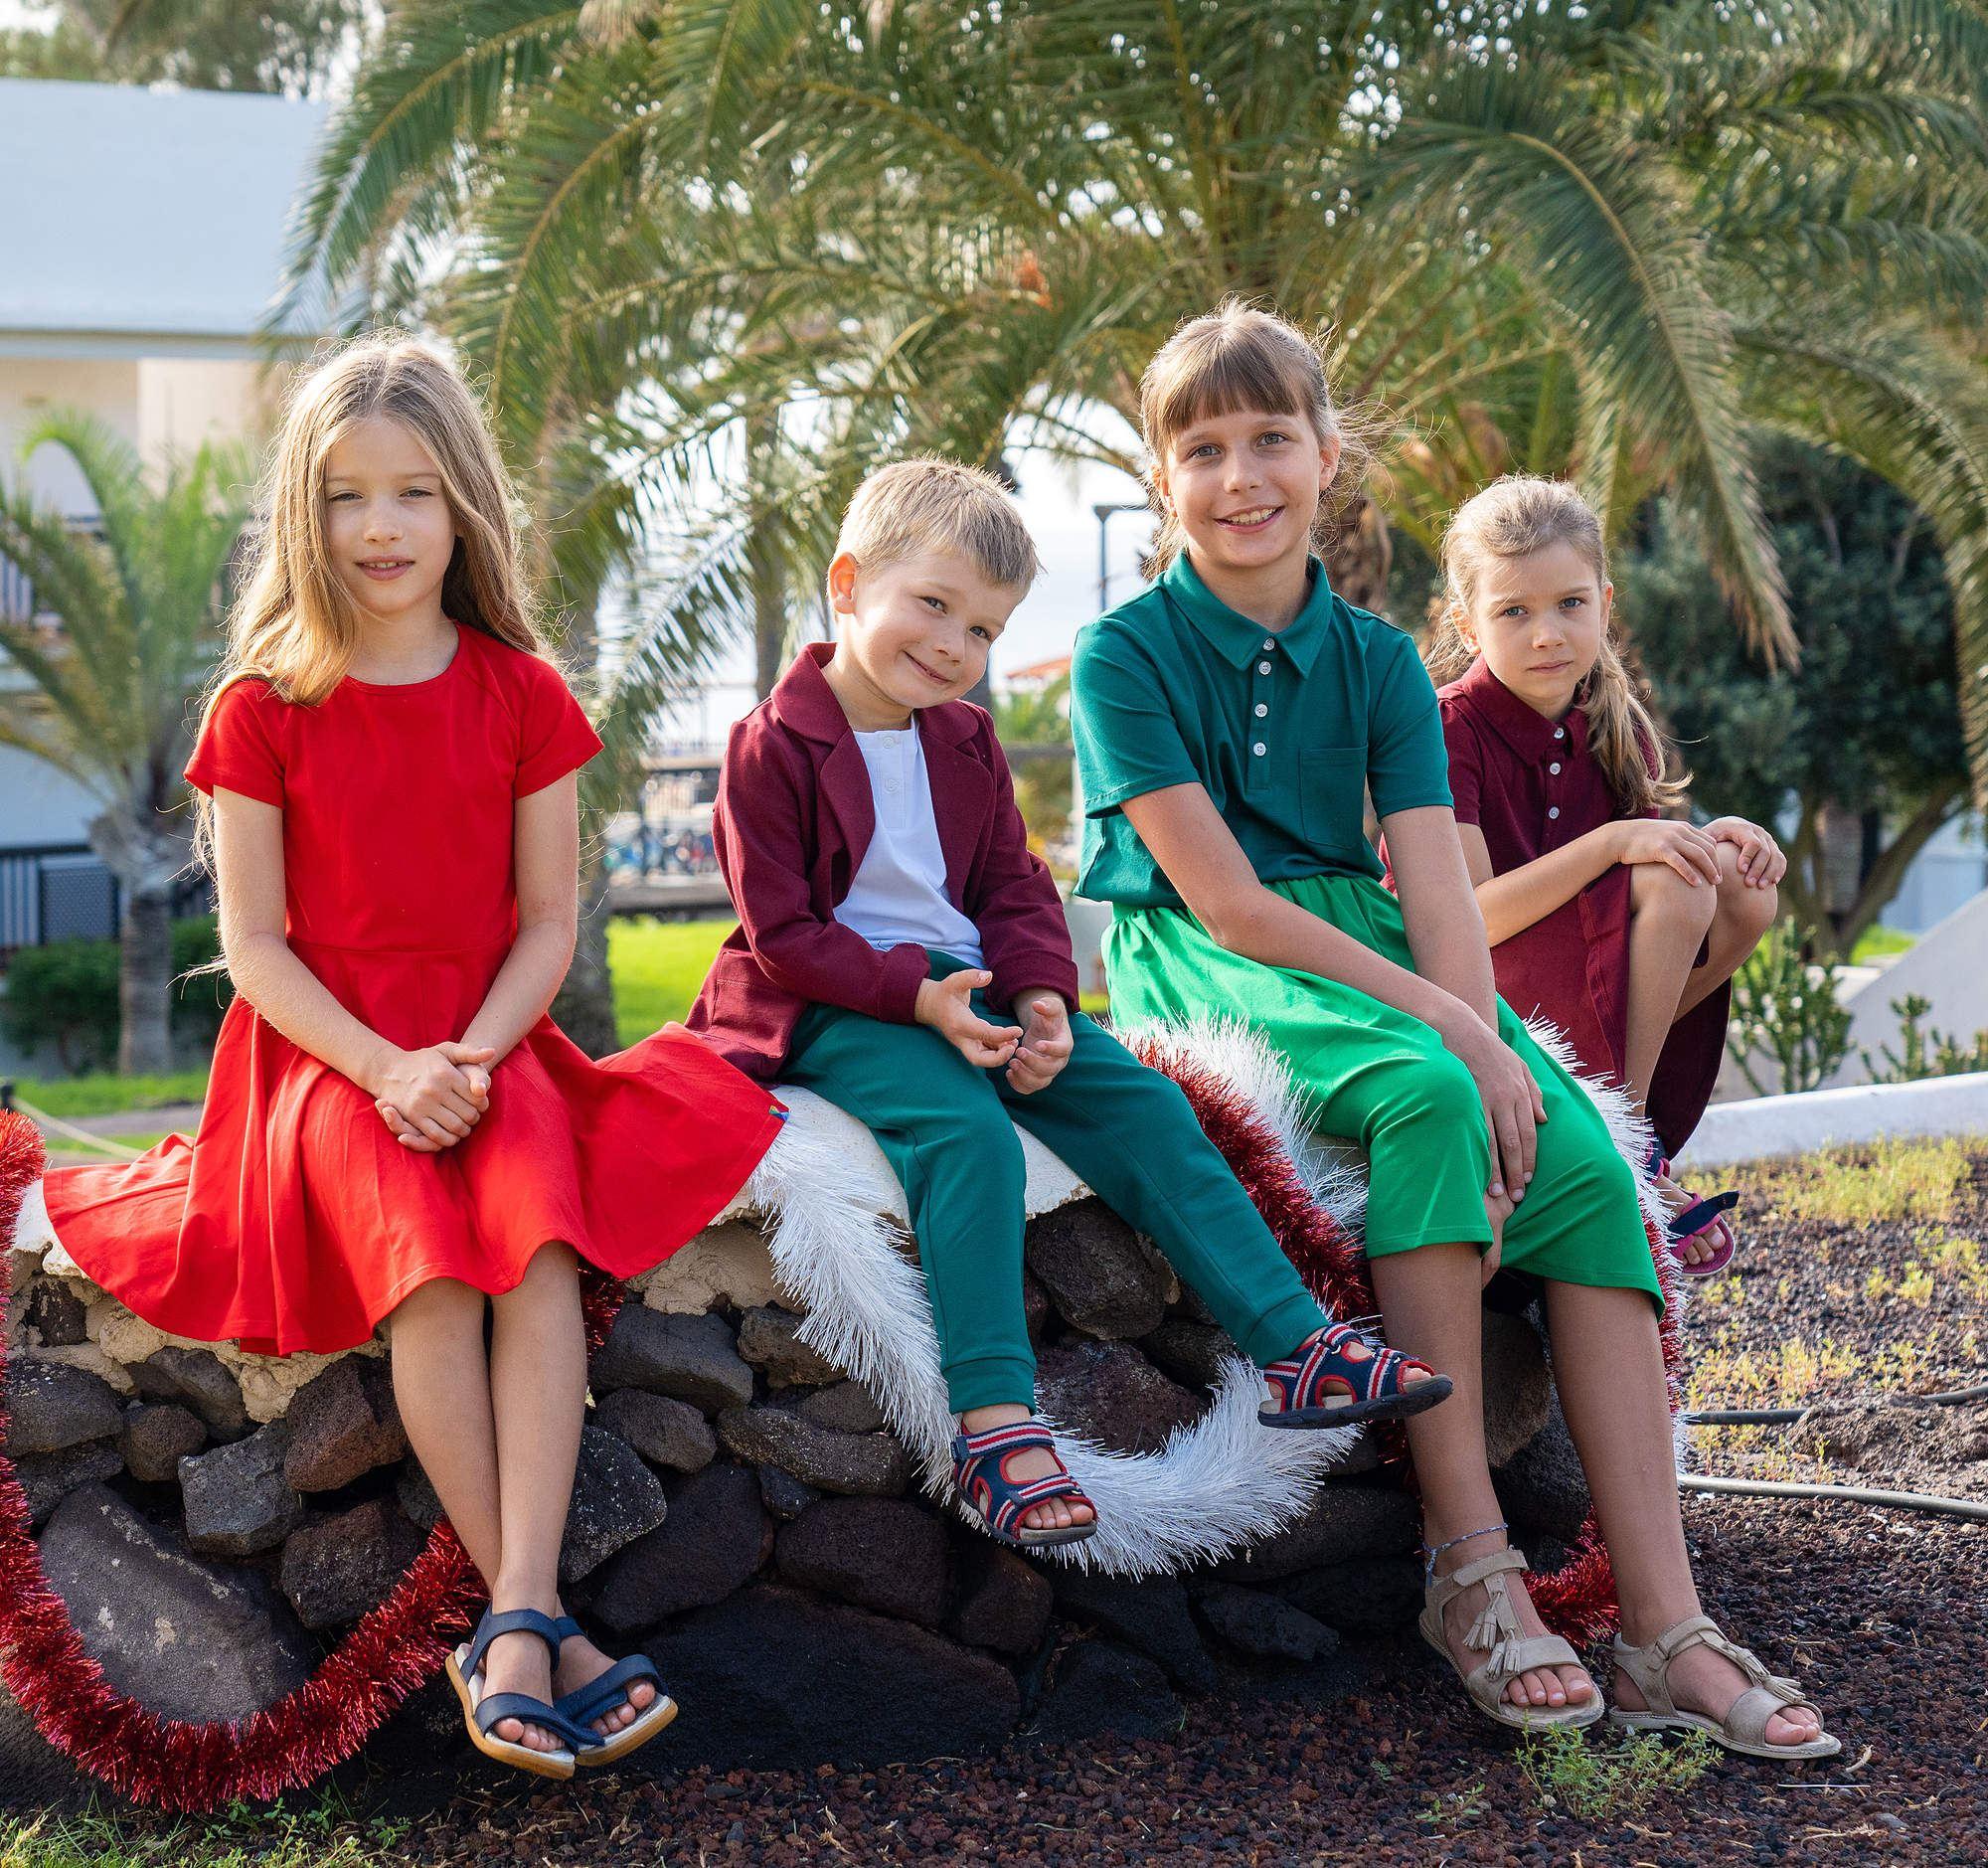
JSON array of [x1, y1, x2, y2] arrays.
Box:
[[912, 971, 1074, 1092]]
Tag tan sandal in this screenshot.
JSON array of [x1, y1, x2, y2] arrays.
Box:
[[1419, 1544, 1603, 1732], [1608, 1613, 1840, 1761]]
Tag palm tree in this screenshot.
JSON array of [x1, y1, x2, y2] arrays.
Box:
[[280, 0, 1988, 810], [0, 414, 251, 1072]]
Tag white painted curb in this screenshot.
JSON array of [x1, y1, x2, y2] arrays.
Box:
[[1677, 1072, 1988, 1169]]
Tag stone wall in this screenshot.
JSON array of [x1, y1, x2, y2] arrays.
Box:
[[3, 1152, 1586, 1773]]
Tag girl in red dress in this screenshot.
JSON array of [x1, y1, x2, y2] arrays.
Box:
[[1422, 475, 1784, 1274], [41, 334, 785, 1777]]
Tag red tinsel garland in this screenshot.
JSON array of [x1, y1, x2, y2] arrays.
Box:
[[0, 1050, 1683, 1808]]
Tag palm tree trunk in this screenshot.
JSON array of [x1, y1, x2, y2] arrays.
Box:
[[117, 885, 175, 1074], [549, 587, 619, 1056], [1325, 494, 1394, 617]]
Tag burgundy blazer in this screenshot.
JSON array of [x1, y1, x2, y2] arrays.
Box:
[[687, 643, 1081, 1083]]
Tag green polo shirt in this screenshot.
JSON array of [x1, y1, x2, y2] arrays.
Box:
[[1072, 552, 1453, 909]]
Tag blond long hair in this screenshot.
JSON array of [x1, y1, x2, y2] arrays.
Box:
[[192, 331, 548, 863], [1428, 474, 1687, 816], [1137, 298, 1377, 577]]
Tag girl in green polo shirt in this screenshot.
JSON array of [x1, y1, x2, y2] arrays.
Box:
[[1070, 301, 1835, 1760]]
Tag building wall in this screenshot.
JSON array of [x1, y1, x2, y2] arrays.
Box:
[[0, 355, 140, 512]]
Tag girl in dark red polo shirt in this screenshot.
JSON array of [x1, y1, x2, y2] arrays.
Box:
[[1424, 475, 1785, 1274]]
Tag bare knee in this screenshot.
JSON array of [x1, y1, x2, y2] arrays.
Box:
[[1713, 842, 1777, 942], [497, 1239, 580, 1303], [1630, 857, 1718, 933], [388, 1274, 486, 1338]]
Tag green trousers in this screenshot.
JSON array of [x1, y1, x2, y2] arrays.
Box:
[[1102, 873, 1661, 1309], [785, 954, 1329, 1412]]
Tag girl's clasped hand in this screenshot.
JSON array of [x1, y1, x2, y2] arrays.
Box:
[[375, 1042, 497, 1150]]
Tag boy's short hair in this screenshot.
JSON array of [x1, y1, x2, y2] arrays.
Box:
[[834, 457, 1039, 591]]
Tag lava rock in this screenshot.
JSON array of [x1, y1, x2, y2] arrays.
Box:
[[951, 1544, 1053, 1657], [589, 1461, 767, 1634], [1277, 1555, 1425, 1634], [279, 1496, 424, 1629], [120, 1401, 207, 1482], [559, 1424, 670, 1584], [130, 1346, 249, 1442], [595, 1388, 718, 1473], [1024, 1198, 1173, 1339], [1493, 1395, 1591, 1546], [38, 1483, 313, 1722], [24, 1281, 86, 1347], [1051, 1572, 1217, 1691], [12, 1441, 123, 1528], [775, 1497, 952, 1626], [1031, 1639, 1181, 1744], [716, 1407, 911, 1496], [796, 1381, 886, 1435], [1480, 1310, 1555, 1466], [180, 1420, 303, 1557], [1195, 1582, 1339, 1663], [589, 1305, 753, 1415], [4, 1360, 123, 1455], [397, 1460, 443, 1531], [1033, 1340, 1206, 1455], [1213, 1483, 1419, 1584], [637, 1585, 1021, 1770], [1138, 1318, 1241, 1393], [737, 1305, 842, 1388], [283, 1358, 408, 1492], [758, 1465, 820, 1522], [1021, 1268, 1051, 1343]]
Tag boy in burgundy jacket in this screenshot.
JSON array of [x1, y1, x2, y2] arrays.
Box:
[[689, 458, 1448, 1550]]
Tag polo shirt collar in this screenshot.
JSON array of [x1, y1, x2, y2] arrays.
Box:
[[1160, 552, 1332, 675], [767, 642, 977, 747], [1454, 653, 1586, 762]]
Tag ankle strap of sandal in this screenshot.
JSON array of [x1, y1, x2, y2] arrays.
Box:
[[1419, 1520, 1507, 1587], [953, 1420, 1055, 1458], [463, 1606, 565, 1679]]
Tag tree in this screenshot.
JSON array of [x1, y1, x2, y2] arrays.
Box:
[[0, 413, 250, 1072], [1629, 440, 1968, 955], [279, 0, 1988, 817], [1, 0, 369, 93]]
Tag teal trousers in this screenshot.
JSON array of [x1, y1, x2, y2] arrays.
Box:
[[785, 954, 1328, 1412]]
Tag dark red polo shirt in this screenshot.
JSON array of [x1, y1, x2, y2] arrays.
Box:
[[687, 643, 1081, 1082], [1426, 656, 1727, 1156]]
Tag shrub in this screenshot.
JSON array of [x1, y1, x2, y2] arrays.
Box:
[[1726, 919, 1853, 1095], [1861, 993, 1988, 1083], [3, 917, 233, 1074]]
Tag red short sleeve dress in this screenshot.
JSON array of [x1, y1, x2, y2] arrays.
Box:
[[41, 622, 786, 1357]]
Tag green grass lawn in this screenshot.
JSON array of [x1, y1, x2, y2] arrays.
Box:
[[1850, 923, 1915, 963]]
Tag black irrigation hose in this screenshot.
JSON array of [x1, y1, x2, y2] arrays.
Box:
[[1682, 1385, 1988, 1522], [1679, 1473, 1988, 1523], [1684, 1384, 1988, 1427]]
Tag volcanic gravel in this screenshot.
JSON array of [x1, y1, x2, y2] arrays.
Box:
[[10, 1143, 1985, 1863]]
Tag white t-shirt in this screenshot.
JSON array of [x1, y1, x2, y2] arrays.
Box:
[[833, 726, 986, 968]]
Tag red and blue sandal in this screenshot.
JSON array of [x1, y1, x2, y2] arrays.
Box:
[[1648, 1144, 1740, 1278], [951, 1420, 1098, 1550], [1259, 1322, 1453, 1429]]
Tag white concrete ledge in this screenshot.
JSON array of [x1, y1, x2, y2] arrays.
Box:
[[1678, 1073, 1988, 1169]]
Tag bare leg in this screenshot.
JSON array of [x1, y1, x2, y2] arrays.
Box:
[[1545, 1280, 1823, 1747], [1368, 1244, 1592, 1710], [1676, 841, 1777, 1020], [1624, 860, 1719, 1108]]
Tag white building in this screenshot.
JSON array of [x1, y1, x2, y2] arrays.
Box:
[[0, 76, 332, 944]]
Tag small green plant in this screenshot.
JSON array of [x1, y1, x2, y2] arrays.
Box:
[[1860, 993, 1988, 1084], [1416, 1779, 1487, 1828], [1726, 919, 1852, 1095], [1515, 1723, 1716, 1822]]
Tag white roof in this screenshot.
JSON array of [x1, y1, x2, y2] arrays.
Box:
[[0, 78, 337, 350]]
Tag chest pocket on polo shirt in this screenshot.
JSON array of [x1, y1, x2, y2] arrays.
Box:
[[1298, 745, 1370, 857]]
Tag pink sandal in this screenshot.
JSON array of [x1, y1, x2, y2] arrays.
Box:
[[1649, 1146, 1739, 1277]]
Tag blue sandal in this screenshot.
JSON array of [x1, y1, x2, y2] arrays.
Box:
[[1260, 1322, 1452, 1428], [445, 1607, 599, 1779], [951, 1420, 1097, 1550], [548, 1614, 679, 1766]]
